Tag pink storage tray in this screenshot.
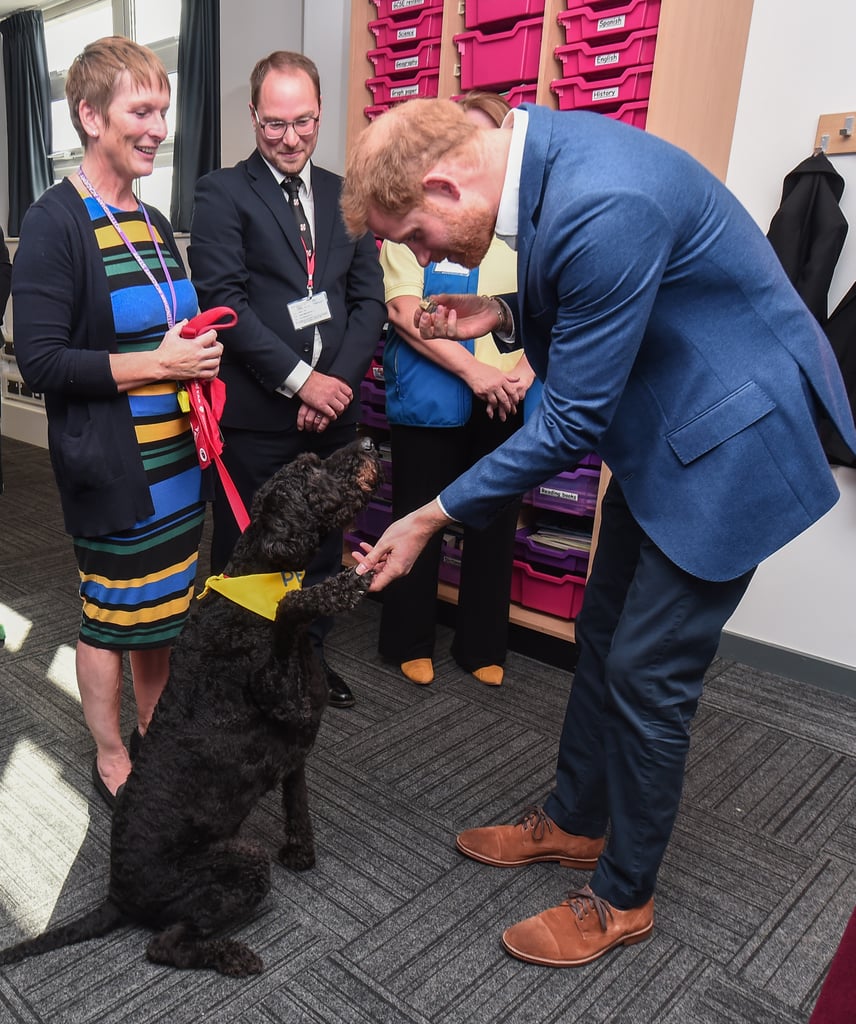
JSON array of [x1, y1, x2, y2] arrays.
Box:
[[364, 104, 390, 122], [558, 0, 662, 45], [353, 499, 393, 540], [554, 27, 657, 78], [464, 0, 546, 32], [514, 527, 590, 577], [603, 100, 648, 128], [360, 378, 386, 408], [359, 378, 389, 430], [367, 38, 442, 77], [523, 466, 601, 516], [360, 405, 389, 430], [370, 0, 443, 21], [510, 560, 587, 620], [368, 9, 444, 49], [365, 68, 440, 104], [454, 18, 543, 92], [551, 64, 654, 110], [505, 83, 537, 107], [344, 529, 375, 559]]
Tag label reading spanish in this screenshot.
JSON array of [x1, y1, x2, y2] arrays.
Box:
[[597, 15, 626, 31]]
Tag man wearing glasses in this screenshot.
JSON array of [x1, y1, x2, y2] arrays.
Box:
[[190, 51, 386, 708]]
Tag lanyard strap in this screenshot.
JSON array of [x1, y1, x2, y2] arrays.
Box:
[[304, 244, 316, 296], [77, 167, 178, 329]]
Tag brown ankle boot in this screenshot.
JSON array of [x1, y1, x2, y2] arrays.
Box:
[[456, 806, 604, 869]]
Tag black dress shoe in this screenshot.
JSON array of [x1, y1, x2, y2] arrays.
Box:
[[323, 661, 356, 708], [91, 758, 120, 811]]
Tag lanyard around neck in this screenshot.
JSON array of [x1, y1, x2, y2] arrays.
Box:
[[77, 167, 178, 329]]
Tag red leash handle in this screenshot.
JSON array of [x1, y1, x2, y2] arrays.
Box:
[[178, 307, 249, 532], [180, 306, 238, 338]]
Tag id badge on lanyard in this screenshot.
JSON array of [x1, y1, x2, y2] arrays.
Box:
[[287, 244, 332, 330]]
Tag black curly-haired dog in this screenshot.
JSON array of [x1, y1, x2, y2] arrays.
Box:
[[0, 438, 381, 976]]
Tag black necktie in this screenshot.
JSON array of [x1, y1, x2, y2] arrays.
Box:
[[281, 175, 313, 256]]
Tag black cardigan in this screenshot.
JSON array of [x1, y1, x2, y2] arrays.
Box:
[[12, 178, 209, 537]]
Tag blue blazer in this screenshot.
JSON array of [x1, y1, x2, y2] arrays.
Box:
[[189, 150, 386, 432], [441, 106, 856, 581]]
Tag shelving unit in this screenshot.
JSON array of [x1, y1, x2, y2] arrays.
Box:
[[346, 0, 755, 644]]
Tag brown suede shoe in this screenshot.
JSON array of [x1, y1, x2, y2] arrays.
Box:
[[456, 806, 605, 869], [502, 885, 654, 967]]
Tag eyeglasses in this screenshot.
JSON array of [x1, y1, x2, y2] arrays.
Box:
[[252, 108, 319, 141]]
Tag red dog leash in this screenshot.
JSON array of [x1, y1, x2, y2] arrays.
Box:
[[179, 307, 250, 532]]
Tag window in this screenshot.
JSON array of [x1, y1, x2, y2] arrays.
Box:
[[44, 0, 181, 213]]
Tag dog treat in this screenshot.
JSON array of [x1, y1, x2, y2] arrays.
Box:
[[419, 298, 438, 314]]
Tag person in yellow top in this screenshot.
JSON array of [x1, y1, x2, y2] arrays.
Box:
[[377, 92, 535, 687]]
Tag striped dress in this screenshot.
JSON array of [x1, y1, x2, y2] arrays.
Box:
[[72, 180, 205, 650]]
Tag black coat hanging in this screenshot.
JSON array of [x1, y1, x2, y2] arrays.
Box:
[[767, 152, 848, 325]]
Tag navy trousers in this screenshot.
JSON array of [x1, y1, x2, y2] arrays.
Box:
[[544, 478, 754, 909]]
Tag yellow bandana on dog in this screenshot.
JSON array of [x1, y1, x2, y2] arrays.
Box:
[[198, 571, 305, 620]]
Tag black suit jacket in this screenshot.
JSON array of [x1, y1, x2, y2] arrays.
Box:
[[189, 150, 386, 432]]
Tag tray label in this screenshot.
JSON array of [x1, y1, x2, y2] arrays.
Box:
[[597, 14, 627, 31]]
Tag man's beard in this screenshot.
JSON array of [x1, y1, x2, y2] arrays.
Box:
[[425, 200, 495, 268]]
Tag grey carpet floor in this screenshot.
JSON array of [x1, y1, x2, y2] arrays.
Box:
[[0, 436, 854, 1024]]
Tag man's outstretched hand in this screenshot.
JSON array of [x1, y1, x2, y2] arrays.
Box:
[[352, 499, 452, 591]]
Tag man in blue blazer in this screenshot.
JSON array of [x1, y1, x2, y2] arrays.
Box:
[[190, 52, 386, 708], [341, 99, 856, 965]]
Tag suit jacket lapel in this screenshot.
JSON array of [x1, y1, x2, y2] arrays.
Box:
[[310, 167, 336, 288], [246, 149, 306, 266], [516, 104, 552, 334]]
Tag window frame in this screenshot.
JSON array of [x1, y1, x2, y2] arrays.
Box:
[[44, 0, 179, 195]]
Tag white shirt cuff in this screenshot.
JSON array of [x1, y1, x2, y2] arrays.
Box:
[[276, 360, 312, 398]]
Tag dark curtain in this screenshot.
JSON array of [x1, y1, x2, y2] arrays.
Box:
[[170, 0, 220, 230], [1, 9, 53, 236]]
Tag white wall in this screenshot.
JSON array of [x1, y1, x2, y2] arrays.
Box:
[[723, 0, 856, 671], [218, 0, 350, 174], [218, 0, 304, 168]]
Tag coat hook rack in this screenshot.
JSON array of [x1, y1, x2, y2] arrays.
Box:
[[814, 111, 856, 155]]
